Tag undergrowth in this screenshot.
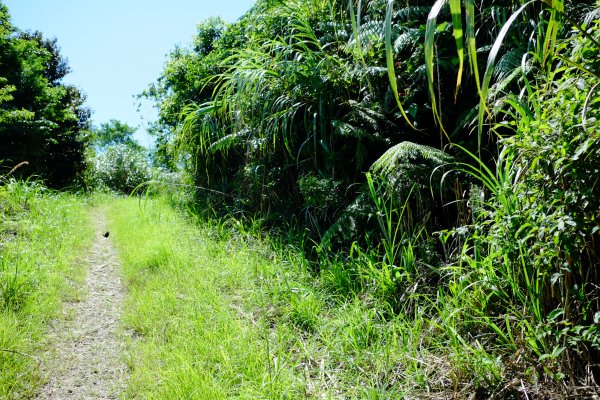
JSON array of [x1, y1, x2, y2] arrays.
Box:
[[104, 196, 490, 398]]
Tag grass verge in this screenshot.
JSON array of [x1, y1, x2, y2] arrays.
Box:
[[106, 197, 482, 399], [0, 180, 93, 398], [107, 197, 304, 398]]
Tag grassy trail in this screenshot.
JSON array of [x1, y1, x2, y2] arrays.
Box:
[[2, 194, 454, 398], [105, 196, 448, 399], [105, 197, 301, 398], [37, 206, 128, 398], [104, 197, 433, 399]]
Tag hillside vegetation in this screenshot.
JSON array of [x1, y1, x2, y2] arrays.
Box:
[[0, 0, 598, 398]]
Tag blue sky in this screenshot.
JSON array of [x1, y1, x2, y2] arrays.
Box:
[[4, 0, 255, 147]]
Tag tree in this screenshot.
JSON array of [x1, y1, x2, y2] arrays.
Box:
[[0, 2, 91, 188], [91, 119, 142, 151]]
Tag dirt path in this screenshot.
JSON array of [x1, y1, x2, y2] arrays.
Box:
[[37, 208, 128, 399]]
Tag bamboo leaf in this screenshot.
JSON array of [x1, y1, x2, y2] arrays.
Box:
[[464, 0, 481, 93], [542, 3, 561, 68], [424, 0, 446, 128], [207, 130, 248, 154], [385, 0, 417, 130], [449, 0, 464, 98], [477, 1, 534, 152]]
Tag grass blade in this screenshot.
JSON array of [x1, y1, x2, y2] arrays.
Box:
[[424, 0, 447, 130], [464, 0, 480, 93], [541, 0, 563, 68]]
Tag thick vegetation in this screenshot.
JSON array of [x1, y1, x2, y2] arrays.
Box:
[[0, 0, 598, 398], [85, 119, 160, 194], [143, 0, 600, 396]]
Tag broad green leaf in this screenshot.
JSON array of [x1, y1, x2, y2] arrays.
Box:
[[548, 308, 564, 321], [449, 0, 463, 98], [385, 0, 416, 130]]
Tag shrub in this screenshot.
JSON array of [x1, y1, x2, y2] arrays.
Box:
[[87, 144, 154, 194], [443, 23, 600, 386]]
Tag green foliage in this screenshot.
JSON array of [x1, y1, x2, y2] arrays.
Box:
[[440, 19, 600, 388], [84, 119, 180, 195], [90, 119, 141, 151], [139, 0, 600, 395], [87, 144, 154, 194], [370, 141, 453, 196], [0, 5, 91, 188], [145, 0, 482, 242]]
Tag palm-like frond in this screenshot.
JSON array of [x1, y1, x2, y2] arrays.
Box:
[[371, 141, 454, 202], [371, 141, 452, 178], [347, 19, 385, 50], [395, 6, 431, 23], [207, 129, 250, 154]]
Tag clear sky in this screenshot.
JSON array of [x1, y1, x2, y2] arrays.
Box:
[[3, 0, 255, 147]]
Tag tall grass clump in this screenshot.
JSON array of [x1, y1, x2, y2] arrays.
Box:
[[0, 175, 93, 398], [319, 169, 443, 312], [438, 19, 600, 396]]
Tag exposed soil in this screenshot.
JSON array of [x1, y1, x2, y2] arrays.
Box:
[[37, 208, 128, 399]]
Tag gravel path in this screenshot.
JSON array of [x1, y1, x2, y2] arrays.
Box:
[[37, 208, 128, 399]]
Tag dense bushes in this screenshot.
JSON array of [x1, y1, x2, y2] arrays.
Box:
[[143, 0, 482, 239], [87, 144, 155, 194], [435, 17, 600, 390], [83, 120, 178, 195], [143, 0, 599, 395]]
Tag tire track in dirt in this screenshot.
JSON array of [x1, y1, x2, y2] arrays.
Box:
[[37, 208, 128, 399]]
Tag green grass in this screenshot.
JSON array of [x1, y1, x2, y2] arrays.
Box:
[[105, 197, 492, 399], [0, 180, 93, 398], [2, 191, 465, 399], [106, 197, 305, 398], [2, 185, 589, 398]]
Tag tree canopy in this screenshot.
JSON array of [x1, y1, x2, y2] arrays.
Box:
[[90, 119, 141, 151], [0, 2, 90, 188]]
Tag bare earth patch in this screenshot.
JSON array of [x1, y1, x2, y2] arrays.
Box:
[[37, 208, 127, 399]]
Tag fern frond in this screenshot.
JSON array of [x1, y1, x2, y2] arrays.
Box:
[[370, 141, 453, 192], [371, 141, 452, 176], [493, 48, 526, 82], [395, 6, 431, 22], [393, 28, 422, 53]]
